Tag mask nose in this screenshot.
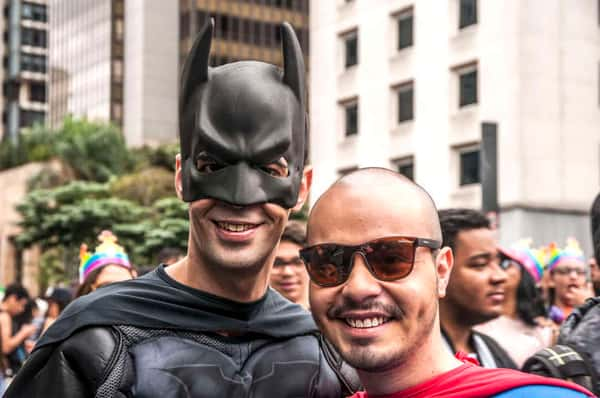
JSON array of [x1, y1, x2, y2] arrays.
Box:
[[228, 162, 269, 206]]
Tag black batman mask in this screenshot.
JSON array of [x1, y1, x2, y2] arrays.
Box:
[[179, 20, 306, 209]]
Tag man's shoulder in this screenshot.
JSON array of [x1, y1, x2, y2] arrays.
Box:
[[457, 365, 593, 397], [493, 385, 590, 397]]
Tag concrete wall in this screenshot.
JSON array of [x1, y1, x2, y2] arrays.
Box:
[[123, 0, 179, 147], [0, 161, 62, 296]]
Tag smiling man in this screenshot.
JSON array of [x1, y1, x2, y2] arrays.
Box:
[[5, 21, 358, 398], [270, 221, 311, 309], [304, 168, 593, 397], [438, 208, 517, 369]]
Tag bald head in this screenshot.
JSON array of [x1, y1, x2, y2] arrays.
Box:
[[307, 168, 442, 245]]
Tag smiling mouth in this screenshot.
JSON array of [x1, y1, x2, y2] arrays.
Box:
[[215, 221, 259, 232], [344, 317, 390, 329]]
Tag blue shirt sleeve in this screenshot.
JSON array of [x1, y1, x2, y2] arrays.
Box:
[[493, 385, 589, 398]]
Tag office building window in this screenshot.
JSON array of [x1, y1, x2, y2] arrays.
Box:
[[29, 82, 45, 102], [397, 9, 413, 50], [458, 66, 477, 107], [340, 98, 359, 136], [21, 53, 46, 73], [459, 0, 477, 29], [22, 2, 47, 23], [343, 30, 358, 68], [21, 28, 47, 47], [460, 149, 480, 185], [20, 109, 45, 127], [396, 82, 414, 123], [394, 157, 414, 180]]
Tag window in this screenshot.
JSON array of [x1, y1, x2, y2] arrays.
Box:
[[394, 157, 414, 181], [396, 82, 414, 123], [21, 53, 46, 73], [458, 66, 477, 107], [343, 30, 358, 68], [29, 82, 45, 102], [397, 9, 413, 50], [459, 0, 477, 29], [21, 28, 47, 47], [340, 98, 359, 137], [20, 109, 45, 128], [460, 149, 480, 185], [22, 2, 47, 22]]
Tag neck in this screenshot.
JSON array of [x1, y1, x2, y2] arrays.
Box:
[[439, 301, 475, 353], [166, 252, 272, 303], [359, 318, 462, 395], [504, 291, 518, 319]]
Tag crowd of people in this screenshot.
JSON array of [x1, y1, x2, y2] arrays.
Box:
[[0, 20, 599, 397]]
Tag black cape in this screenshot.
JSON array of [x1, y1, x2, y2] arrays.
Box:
[[37, 265, 317, 349]]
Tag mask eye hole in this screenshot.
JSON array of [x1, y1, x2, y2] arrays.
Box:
[[195, 153, 226, 174], [259, 157, 289, 178]]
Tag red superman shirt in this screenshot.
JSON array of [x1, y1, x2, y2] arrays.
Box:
[[349, 359, 595, 398]]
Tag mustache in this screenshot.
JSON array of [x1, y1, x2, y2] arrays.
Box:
[[327, 297, 404, 319]]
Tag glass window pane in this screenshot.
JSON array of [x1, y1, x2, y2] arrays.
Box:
[[398, 14, 413, 50], [345, 103, 358, 136], [459, 69, 477, 107], [398, 85, 413, 122], [459, 0, 477, 29], [460, 150, 480, 185], [345, 34, 358, 68]]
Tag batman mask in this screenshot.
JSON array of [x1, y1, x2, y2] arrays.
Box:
[[179, 20, 307, 209]]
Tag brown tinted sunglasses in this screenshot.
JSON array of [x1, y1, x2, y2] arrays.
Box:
[[299, 236, 442, 287]]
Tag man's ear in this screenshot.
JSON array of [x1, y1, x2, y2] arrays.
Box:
[[174, 154, 183, 200], [292, 165, 312, 212], [436, 247, 454, 298]]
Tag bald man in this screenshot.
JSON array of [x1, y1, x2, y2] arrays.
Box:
[[303, 168, 592, 398]]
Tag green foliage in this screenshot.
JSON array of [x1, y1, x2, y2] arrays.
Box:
[[16, 181, 189, 277], [0, 117, 133, 182], [110, 167, 175, 206], [130, 143, 179, 172]]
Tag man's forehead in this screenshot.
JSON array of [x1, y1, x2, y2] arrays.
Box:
[[308, 186, 433, 244]]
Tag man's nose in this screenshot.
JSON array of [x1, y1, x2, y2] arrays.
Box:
[[341, 253, 382, 301]]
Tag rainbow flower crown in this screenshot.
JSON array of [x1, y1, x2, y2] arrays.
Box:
[[544, 238, 585, 272], [79, 230, 131, 282], [501, 239, 545, 282]]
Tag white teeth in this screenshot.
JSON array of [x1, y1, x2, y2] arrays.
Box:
[[345, 317, 388, 329], [218, 222, 255, 232]]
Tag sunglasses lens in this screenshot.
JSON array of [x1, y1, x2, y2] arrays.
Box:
[[302, 245, 348, 287], [365, 240, 414, 280]]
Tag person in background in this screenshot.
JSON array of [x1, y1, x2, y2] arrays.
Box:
[[156, 247, 185, 266], [75, 230, 134, 297], [41, 287, 72, 333], [438, 208, 516, 369], [546, 239, 594, 324], [269, 220, 310, 309], [0, 284, 35, 376], [476, 241, 554, 367]]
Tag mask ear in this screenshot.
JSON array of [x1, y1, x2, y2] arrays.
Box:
[[281, 22, 305, 108], [179, 18, 213, 157]]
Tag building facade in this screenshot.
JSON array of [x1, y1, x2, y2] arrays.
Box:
[[48, 0, 124, 129], [309, 0, 600, 252], [0, 0, 48, 142]]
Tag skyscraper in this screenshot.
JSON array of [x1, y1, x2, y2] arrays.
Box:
[[48, 0, 124, 129], [1, 0, 48, 142]]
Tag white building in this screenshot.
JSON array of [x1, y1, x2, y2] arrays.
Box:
[[309, 0, 600, 253]]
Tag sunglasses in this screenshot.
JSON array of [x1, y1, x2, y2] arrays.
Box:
[[299, 236, 442, 287]]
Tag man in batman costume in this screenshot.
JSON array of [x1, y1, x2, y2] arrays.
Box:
[[5, 21, 360, 398]]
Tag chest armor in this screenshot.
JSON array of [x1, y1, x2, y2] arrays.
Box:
[[107, 326, 337, 398]]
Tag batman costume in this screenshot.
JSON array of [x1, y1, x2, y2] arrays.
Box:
[[5, 21, 359, 398]]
